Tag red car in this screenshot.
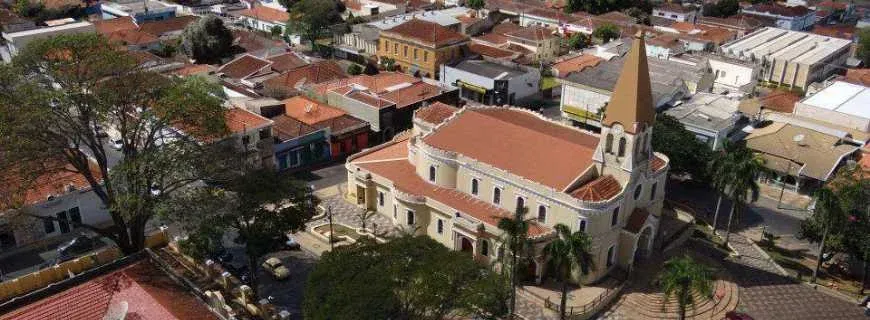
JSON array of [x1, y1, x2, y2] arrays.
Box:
[[725, 311, 754, 320]]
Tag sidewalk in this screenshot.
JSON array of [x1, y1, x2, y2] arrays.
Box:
[[757, 182, 812, 210]]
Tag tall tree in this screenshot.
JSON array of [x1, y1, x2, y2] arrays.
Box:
[[653, 114, 713, 182], [543, 224, 595, 320], [303, 236, 510, 320], [567, 33, 591, 50], [721, 143, 766, 246], [180, 15, 233, 63], [808, 187, 846, 283], [593, 23, 621, 43], [708, 148, 733, 236], [287, 0, 344, 49], [466, 0, 485, 10], [858, 28, 870, 67], [659, 255, 713, 320], [161, 168, 318, 294], [0, 33, 231, 255], [498, 206, 531, 318]]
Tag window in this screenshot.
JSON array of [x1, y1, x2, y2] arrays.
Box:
[[69, 207, 81, 225], [43, 219, 55, 234], [407, 210, 415, 225], [617, 137, 627, 157], [650, 183, 658, 200], [493, 187, 501, 204], [537, 205, 547, 223], [378, 191, 385, 207], [403, 45, 408, 57], [634, 185, 642, 200], [393, 204, 398, 219], [429, 166, 436, 182], [605, 134, 613, 153], [606, 246, 615, 267], [414, 48, 418, 60], [424, 51, 429, 62], [393, 43, 398, 54], [578, 219, 587, 233], [611, 207, 619, 227], [471, 178, 479, 196], [481, 240, 490, 256], [516, 197, 525, 212], [437, 219, 444, 234], [56, 211, 70, 234]]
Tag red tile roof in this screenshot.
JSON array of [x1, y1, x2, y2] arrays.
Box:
[[93, 17, 137, 35], [473, 33, 510, 46], [415, 102, 458, 124], [314, 72, 419, 96], [379, 81, 442, 109], [650, 155, 667, 172], [382, 19, 469, 47], [267, 52, 308, 73], [271, 115, 319, 140], [505, 26, 555, 42], [138, 16, 198, 37], [263, 60, 346, 93], [760, 90, 800, 113], [844, 69, 870, 87], [468, 43, 517, 59], [568, 175, 621, 201], [171, 64, 215, 76], [624, 207, 650, 233], [811, 24, 856, 40], [353, 139, 551, 238], [282, 96, 346, 125], [238, 5, 290, 23], [225, 107, 272, 134], [423, 108, 598, 190], [106, 29, 159, 46], [553, 54, 603, 77], [218, 54, 272, 79], [745, 3, 812, 17], [0, 160, 102, 209]]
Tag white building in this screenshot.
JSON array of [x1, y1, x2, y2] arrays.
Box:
[[707, 55, 759, 94], [719, 27, 851, 90], [663, 93, 746, 150], [652, 3, 699, 23], [2, 21, 95, 62], [235, 5, 289, 34], [794, 81, 870, 133], [440, 60, 540, 105], [741, 3, 815, 31]]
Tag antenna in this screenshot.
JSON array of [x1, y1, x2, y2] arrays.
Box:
[[305, 103, 314, 113]]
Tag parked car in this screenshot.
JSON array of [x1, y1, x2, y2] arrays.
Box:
[[261, 257, 290, 280], [725, 311, 754, 320], [284, 234, 301, 250], [56, 235, 96, 260]]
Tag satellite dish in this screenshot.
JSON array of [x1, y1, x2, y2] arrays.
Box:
[[102, 301, 128, 320]]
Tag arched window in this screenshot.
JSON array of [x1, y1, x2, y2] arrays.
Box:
[[428, 166, 436, 182], [516, 197, 525, 212], [437, 219, 444, 234], [481, 240, 490, 256], [605, 134, 614, 153], [407, 210, 415, 225], [617, 137, 627, 157], [611, 207, 619, 227], [578, 219, 587, 233], [471, 178, 479, 196], [634, 185, 643, 200], [606, 246, 615, 267], [493, 187, 501, 204], [537, 205, 547, 223]]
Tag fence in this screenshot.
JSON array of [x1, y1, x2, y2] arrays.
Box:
[[521, 280, 627, 320]]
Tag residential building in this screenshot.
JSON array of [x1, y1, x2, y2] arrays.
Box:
[[137, 15, 198, 39], [440, 60, 540, 105], [217, 52, 312, 89], [313, 72, 458, 141], [100, 0, 177, 23], [105, 29, 161, 51], [741, 3, 815, 31], [0, 161, 109, 251], [652, 3, 699, 23], [663, 93, 746, 150], [235, 5, 289, 34], [551, 54, 603, 78], [2, 21, 95, 62], [794, 81, 870, 133], [707, 54, 759, 94], [377, 19, 470, 79], [346, 32, 669, 283], [343, 0, 405, 18], [698, 15, 766, 38], [645, 34, 685, 59], [719, 27, 852, 89], [501, 25, 561, 62], [262, 60, 347, 98], [653, 22, 737, 51], [280, 96, 370, 160]]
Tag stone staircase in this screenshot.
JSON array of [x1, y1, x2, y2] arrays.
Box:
[[609, 277, 738, 320]]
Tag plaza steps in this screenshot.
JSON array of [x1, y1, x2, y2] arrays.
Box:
[[615, 278, 738, 320]]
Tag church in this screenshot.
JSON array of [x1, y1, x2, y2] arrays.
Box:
[[344, 31, 669, 283]]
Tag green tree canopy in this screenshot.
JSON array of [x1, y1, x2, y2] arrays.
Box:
[[304, 236, 510, 320], [0, 33, 233, 254], [287, 0, 344, 47], [467, 0, 486, 10], [703, 0, 739, 18], [593, 23, 621, 43], [180, 15, 234, 63], [567, 32, 591, 50], [659, 255, 714, 320], [652, 114, 713, 181], [857, 28, 870, 67]]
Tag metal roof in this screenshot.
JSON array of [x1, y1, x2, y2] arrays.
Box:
[[801, 81, 870, 119]]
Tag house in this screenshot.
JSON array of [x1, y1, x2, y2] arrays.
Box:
[[551, 54, 603, 78], [706, 54, 759, 94], [501, 24, 560, 62], [663, 93, 746, 150], [2, 21, 95, 62], [377, 19, 470, 79], [0, 161, 109, 251], [645, 33, 685, 59], [346, 32, 669, 284], [262, 60, 347, 98], [217, 52, 311, 90], [105, 29, 161, 51], [440, 60, 540, 105], [343, 0, 405, 18], [137, 15, 199, 39], [92, 16, 138, 35], [100, 0, 177, 23], [312, 72, 458, 141], [719, 27, 851, 90], [698, 15, 766, 38], [221, 107, 276, 168], [652, 3, 699, 23], [794, 81, 870, 133], [280, 96, 370, 161], [235, 5, 289, 34], [741, 3, 815, 31]]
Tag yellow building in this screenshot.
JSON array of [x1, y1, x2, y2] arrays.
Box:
[[377, 19, 469, 79], [347, 32, 668, 284]]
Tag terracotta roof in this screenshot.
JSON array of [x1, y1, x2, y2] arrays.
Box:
[[423, 108, 598, 190], [456, 15, 481, 25], [468, 43, 516, 59], [602, 32, 656, 134], [232, 29, 286, 54], [309, 114, 367, 135], [505, 26, 555, 42], [0, 160, 101, 209], [844, 69, 870, 87], [670, 22, 696, 33], [382, 19, 469, 47], [263, 60, 346, 93], [314, 72, 420, 96], [238, 5, 290, 23], [596, 11, 636, 24], [225, 107, 272, 134], [646, 33, 682, 50], [106, 29, 159, 46], [218, 54, 272, 79], [1, 260, 217, 320], [271, 114, 319, 140], [624, 207, 650, 233], [171, 64, 215, 76], [138, 16, 198, 37], [553, 54, 603, 77], [126, 50, 163, 66], [811, 24, 856, 40], [379, 81, 442, 109], [817, 0, 850, 10], [93, 17, 137, 35], [282, 96, 346, 125], [745, 4, 812, 17], [759, 90, 800, 113], [353, 139, 551, 238], [650, 155, 667, 172], [491, 21, 524, 36], [568, 175, 621, 201], [473, 33, 510, 46], [346, 91, 394, 108], [267, 52, 308, 73], [415, 102, 459, 124]]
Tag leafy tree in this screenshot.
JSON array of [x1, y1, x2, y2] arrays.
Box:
[[593, 23, 621, 44], [380, 57, 398, 71], [180, 15, 233, 63], [287, 0, 344, 49], [567, 32, 591, 50], [0, 33, 232, 255], [304, 236, 509, 320], [467, 0, 486, 10], [162, 168, 318, 294], [363, 62, 379, 75], [566, 0, 635, 14], [718, 142, 766, 246], [703, 0, 739, 18], [277, 0, 299, 11], [806, 188, 847, 283], [708, 146, 733, 235], [543, 224, 594, 320], [498, 206, 532, 317], [858, 28, 870, 67], [624, 7, 650, 25], [270, 25, 283, 38], [347, 63, 363, 75], [659, 255, 713, 320], [652, 114, 712, 181]]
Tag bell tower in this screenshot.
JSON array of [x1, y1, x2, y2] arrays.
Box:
[[593, 31, 656, 181]]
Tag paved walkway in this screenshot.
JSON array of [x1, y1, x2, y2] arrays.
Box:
[[317, 196, 401, 238], [515, 292, 559, 320]]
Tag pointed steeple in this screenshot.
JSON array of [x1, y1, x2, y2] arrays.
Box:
[[601, 31, 655, 134]]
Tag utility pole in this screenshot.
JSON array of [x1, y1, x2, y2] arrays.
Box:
[[327, 205, 335, 251]]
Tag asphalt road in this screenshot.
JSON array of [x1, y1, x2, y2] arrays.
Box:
[[292, 162, 348, 191]]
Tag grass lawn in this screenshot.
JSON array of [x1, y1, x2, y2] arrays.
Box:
[[757, 242, 865, 298], [540, 77, 560, 90], [314, 223, 360, 241]]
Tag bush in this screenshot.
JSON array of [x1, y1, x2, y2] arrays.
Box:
[[347, 64, 363, 75]]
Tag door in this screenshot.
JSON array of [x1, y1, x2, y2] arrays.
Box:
[[356, 186, 366, 205], [56, 211, 70, 234]]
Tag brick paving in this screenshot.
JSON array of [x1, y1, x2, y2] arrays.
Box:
[[515, 293, 559, 320], [316, 196, 401, 238]]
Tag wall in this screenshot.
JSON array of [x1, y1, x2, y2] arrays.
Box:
[[506, 68, 541, 101], [326, 91, 389, 132], [2, 188, 110, 251], [794, 103, 870, 133], [709, 58, 758, 92], [274, 130, 329, 171], [378, 36, 466, 79], [560, 84, 610, 123]]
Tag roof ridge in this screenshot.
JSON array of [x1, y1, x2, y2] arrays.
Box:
[[468, 107, 597, 149]]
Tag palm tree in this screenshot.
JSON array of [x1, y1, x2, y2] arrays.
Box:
[[543, 224, 595, 320], [810, 187, 845, 283], [722, 144, 766, 246], [708, 146, 734, 235], [497, 206, 530, 319], [659, 255, 714, 320]]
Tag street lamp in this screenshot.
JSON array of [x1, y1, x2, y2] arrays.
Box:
[[327, 205, 335, 251]]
